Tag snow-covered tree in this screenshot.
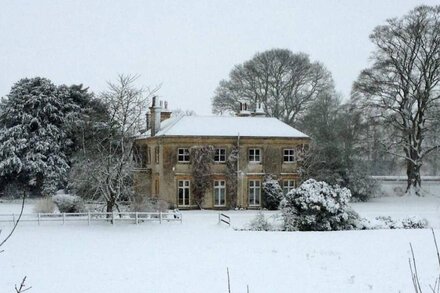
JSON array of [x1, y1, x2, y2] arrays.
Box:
[[353, 5, 440, 195], [262, 174, 283, 210], [69, 75, 157, 213], [280, 179, 359, 231], [0, 77, 75, 196]]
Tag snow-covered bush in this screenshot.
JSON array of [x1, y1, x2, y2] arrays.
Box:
[[360, 216, 429, 230], [52, 193, 85, 213], [262, 174, 283, 210], [280, 179, 359, 231], [401, 216, 428, 229], [248, 212, 273, 231], [33, 197, 57, 213]]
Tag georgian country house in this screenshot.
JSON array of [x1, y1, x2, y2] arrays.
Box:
[[133, 98, 310, 209]]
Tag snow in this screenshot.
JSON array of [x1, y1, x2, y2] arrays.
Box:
[[137, 115, 309, 138], [1, 196, 440, 292]]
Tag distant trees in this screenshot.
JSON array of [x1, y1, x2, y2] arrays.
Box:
[[353, 5, 440, 195], [299, 93, 377, 201], [212, 49, 334, 127]]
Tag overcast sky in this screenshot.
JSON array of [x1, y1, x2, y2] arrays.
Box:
[[0, 0, 438, 115]]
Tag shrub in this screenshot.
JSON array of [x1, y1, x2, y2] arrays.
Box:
[[375, 216, 399, 229], [1, 181, 27, 199], [155, 199, 169, 212], [52, 193, 86, 213], [402, 216, 428, 229], [129, 196, 169, 214], [360, 216, 429, 230], [280, 179, 358, 231], [33, 197, 57, 213], [346, 167, 379, 202], [248, 212, 273, 231], [262, 174, 283, 210]]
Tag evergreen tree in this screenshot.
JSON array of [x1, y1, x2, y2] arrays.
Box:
[[0, 77, 73, 196], [262, 174, 283, 210]]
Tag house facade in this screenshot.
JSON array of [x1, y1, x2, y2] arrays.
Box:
[[133, 99, 310, 209]]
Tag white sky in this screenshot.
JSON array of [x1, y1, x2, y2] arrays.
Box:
[[0, 0, 438, 115]]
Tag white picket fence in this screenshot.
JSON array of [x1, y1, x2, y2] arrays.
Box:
[[0, 211, 182, 225]]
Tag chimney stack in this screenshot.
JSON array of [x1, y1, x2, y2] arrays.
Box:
[[149, 96, 162, 136], [253, 102, 266, 117], [237, 101, 251, 117], [146, 112, 150, 130], [160, 100, 172, 122]]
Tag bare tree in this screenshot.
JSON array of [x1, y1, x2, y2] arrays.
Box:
[[70, 75, 158, 213], [212, 49, 334, 127], [353, 5, 440, 195], [0, 194, 25, 252]]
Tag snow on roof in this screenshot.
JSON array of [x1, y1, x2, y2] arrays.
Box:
[[137, 115, 309, 138]]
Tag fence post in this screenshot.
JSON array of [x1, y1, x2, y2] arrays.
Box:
[[88, 212, 91, 225], [38, 213, 40, 225], [63, 213, 65, 225], [12, 213, 16, 225], [159, 212, 162, 224], [135, 212, 138, 225], [218, 213, 220, 224], [112, 212, 115, 225]]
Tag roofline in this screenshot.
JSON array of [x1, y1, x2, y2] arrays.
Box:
[[135, 135, 311, 141]]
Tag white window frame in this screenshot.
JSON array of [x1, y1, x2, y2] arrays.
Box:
[[283, 149, 295, 163], [178, 180, 190, 206], [214, 148, 226, 163], [283, 180, 296, 195], [248, 180, 261, 206], [248, 148, 261, 163], [177, 148, 190, 163], [213, 180, 226, 207]]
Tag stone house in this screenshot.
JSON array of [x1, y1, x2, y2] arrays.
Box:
[[133, 99, 310, 209]]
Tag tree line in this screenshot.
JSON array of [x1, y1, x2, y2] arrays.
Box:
[[0, 75, 157, 213], [0, 4, 438, 207], [213, 5, 440, 196]]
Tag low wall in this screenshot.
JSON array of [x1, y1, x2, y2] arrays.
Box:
[[372, 176, 440, 196]]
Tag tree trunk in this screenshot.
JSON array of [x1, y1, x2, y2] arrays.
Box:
[[106, 200, 114, 219], [406, 159, 422, 196]]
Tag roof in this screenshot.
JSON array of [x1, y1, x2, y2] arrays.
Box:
[[137, 115, 309, 139]]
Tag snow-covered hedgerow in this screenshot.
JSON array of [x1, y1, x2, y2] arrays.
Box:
[[280, 179, 359, 231], [52, 193, 85, 213], [359, 216, 428, 230], [262, 174, 283, 210]]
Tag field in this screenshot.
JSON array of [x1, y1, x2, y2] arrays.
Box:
[[1, 196, 440, 293]]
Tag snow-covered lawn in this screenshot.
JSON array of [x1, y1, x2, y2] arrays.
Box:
[[1, 196, 440, 293]]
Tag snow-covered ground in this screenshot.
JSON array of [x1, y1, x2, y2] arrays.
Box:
[[1, 196, 440, 293]]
